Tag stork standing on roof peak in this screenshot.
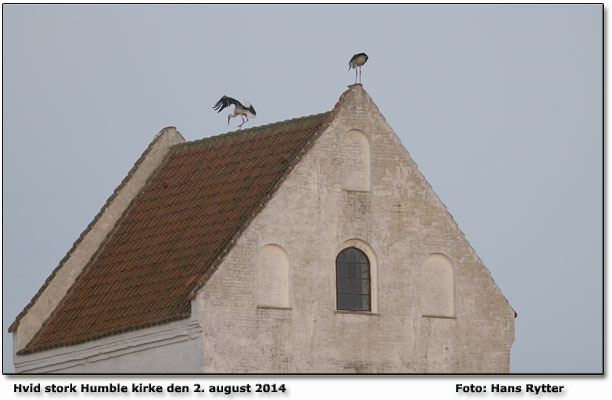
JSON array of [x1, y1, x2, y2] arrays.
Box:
[[349, 52, 368, 84], [213, 96, 256, 130]]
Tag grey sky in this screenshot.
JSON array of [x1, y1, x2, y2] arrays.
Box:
[[2, 4, 602, 373]]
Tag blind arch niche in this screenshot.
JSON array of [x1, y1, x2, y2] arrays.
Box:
[[422, 253, 455, 317], [341, 129, 370, 191], [256, 244, 290, 308]]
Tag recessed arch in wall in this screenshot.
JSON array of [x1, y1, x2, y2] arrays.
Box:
[[256, 244, 290, 308], [341, 129, 370, 192], [422, 253, 455, 317]]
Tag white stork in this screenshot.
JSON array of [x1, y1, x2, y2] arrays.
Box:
[[349, 52, 369, 84], [213, 96, 256, 129]]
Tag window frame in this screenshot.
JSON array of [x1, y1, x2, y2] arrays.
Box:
[[336, 246, 372, 312]]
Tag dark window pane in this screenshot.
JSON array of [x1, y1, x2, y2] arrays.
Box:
[[358, 295, 370, 311], [338, 294, 351, 310], [337, 279, 349, 293], [338, 293, 370, 311], [349, 294, 359, 310], [337, 263, 348, 278], [359, 279, 369, 294], [347, 279, 358, 293], [338, 278, 369, 295], [358, 263, 369, 278], [348, 279, 365, 294], [348, 264, 359, 278], [347, 249, 357, 263]]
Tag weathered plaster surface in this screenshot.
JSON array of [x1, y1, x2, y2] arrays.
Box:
[[195, 85, 514, 373]]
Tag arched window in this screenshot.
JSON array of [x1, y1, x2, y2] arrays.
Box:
[[336, 247, 371, 311]]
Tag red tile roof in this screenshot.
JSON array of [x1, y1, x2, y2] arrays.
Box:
[[8, 128, 184, 335], [18, 111, 334, 354]]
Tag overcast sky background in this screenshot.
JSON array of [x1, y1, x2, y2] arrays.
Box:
[[2, 4, 602, 374]]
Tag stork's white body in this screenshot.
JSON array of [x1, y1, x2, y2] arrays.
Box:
[[213, 96, 257, 129], [230, 101, 256, 120], [349, 52, 369, 84], [349, 54, 368, 69]]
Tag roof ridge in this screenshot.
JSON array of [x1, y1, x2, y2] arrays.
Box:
[[176, 111, 331, 149]]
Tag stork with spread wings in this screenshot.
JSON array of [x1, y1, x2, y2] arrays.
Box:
[[213, 96, 256, 130]]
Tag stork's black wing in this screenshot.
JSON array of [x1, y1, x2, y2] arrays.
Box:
[[348, 52, 369, 70], [213, 96, 242, 112], [349, 53, 368, 63]]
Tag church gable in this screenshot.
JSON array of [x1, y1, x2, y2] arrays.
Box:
[[324, 85, 513, 320], [192, 84, 514, 373]]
